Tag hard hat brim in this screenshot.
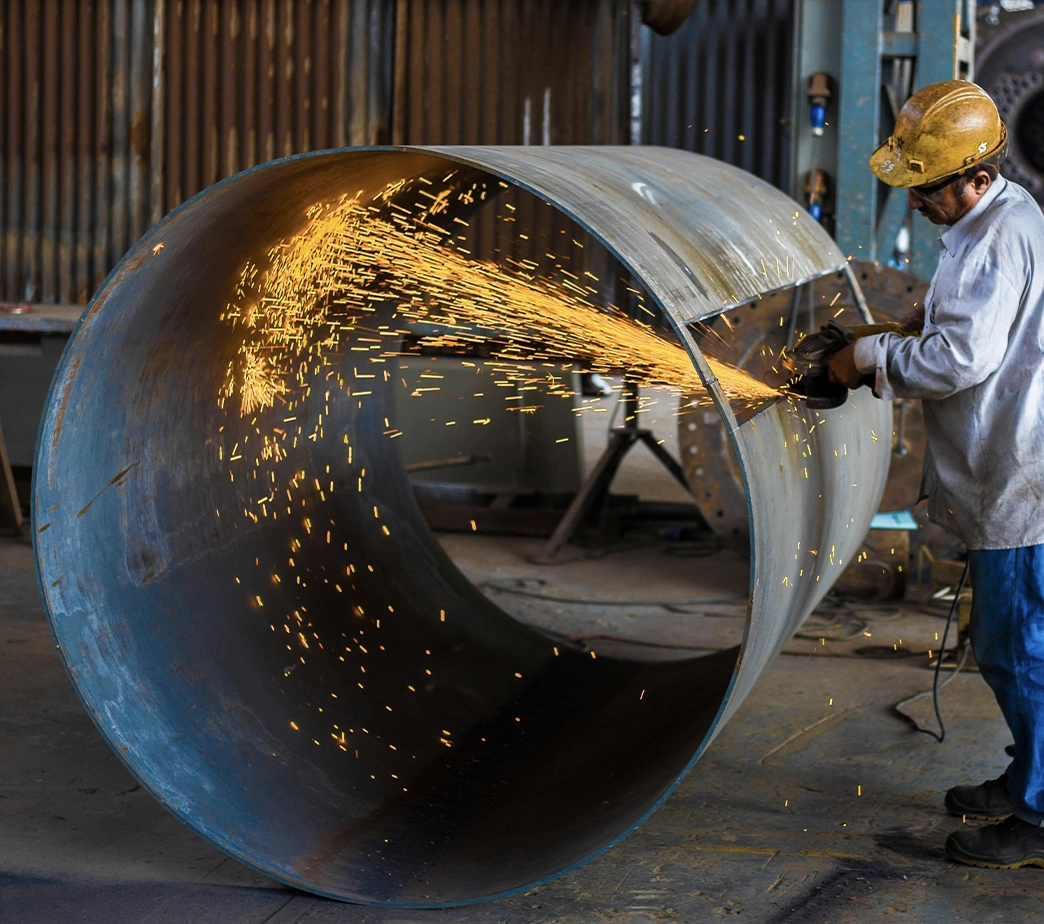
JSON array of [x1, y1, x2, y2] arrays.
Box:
[[869, 121, 1008, 188], [869, 140, 923, 188]]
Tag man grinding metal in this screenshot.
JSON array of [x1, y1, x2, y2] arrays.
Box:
[[827, 80, 1044, 868]]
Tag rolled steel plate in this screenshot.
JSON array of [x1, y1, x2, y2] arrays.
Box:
[[33, 147, 891, 906]]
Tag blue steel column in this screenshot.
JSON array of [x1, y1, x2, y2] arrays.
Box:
[[908, 0, 961, 279], [835, 0, 883, 262]]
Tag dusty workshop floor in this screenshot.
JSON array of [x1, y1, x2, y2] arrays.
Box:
[[3, 528, 1043, 924]]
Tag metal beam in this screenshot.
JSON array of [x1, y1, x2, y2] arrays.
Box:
[[835, 0, 884, 261], [908, 0, 965, 278]]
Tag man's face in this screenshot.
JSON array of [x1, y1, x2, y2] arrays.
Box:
[[906, 171, 990, 225]]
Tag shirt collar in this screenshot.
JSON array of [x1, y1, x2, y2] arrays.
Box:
[[939, 176, 1007, 253]]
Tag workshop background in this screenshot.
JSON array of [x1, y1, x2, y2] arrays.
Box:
[[4, 1, 1044, 922]]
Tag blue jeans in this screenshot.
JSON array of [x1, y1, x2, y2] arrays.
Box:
[[968, 546, 1044, 826]]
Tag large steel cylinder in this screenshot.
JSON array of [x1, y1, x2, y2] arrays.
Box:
[[33, 147, 891, 906]]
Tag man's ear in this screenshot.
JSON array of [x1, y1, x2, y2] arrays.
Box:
[[970, 170, 993, 195]]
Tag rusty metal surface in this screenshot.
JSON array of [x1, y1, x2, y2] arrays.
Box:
[[34, 146, 890, 905], [3, 1, 803, 310], [1, 0, 395, 306]]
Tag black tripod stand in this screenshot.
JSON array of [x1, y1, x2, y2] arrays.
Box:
[[535, 381, 693, 562]]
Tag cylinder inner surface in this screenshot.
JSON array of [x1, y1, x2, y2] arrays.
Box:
[[35, 150, 760, 905]]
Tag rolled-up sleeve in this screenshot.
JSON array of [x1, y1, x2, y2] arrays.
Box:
[[861, 257, 1022, 402]]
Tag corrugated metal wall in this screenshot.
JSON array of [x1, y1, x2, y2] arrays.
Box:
[[391, 0, 631, 146], [162, 0, 393, 212], [1, 0, 394, 305], [642, 0, 794, 189], [2, 0, 796, 307]]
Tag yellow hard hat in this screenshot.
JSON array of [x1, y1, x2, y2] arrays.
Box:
[[869, 80, 1007, 188]]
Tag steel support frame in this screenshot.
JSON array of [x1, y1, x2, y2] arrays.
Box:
[[834, 0, 973, 280]]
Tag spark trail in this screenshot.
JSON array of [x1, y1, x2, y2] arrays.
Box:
[[219, 180, 780, 419]]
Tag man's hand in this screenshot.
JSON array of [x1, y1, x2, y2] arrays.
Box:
[[827, 343, 864, 389], [900, 304, 925, 331]]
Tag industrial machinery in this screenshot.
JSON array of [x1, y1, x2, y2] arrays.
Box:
[[34, 146, 891, 905]]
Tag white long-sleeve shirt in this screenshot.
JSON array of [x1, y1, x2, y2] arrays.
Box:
[[853, 177, 1044, 549]]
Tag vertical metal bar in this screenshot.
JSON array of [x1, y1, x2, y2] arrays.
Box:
[[443, 0, 462, 145], [835, 0, 882, 261], [24, 1, 43, 302], [76, 1, 96, 303], [697, 0, 709, 153], [184, 0, 202, 201], [391, 0, 408, 144], [111, 0, 130, 262], [332, 0, 348, 147], [348, 0, 368, 146], [0, 5, 6, 297], [293, 0, 310, 152], [765, 0, 778, 177], [259, 0, 275, 162], [41, 0, 60, 302], [702, 0, 719, 159], [908, 0, 958, 280], [5, 1, 24, 301], [312, 0, 331, 150], [588, 0, 612, 145], [93, 0, 112, 292], [721, 0, 737, 166], [406, 0, 425, 143], [367, 0, 392, 145], [461, 0, 480, 144], [557, 1, 577, 145], [201, 0, 219, 185], [242, 0, 258, 168], [498, 0, 518, 144], [59, 0, 78, 303], [129, 0, 152, 242], [427, 0, 445, 144], [629, 0, 642, 146], [740, 0, 755, 173], [165, 0, 184, 208], [221, 0, 239, 177], [275, 0, 292, 157]]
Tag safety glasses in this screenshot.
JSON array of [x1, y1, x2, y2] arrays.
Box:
[[909, 172, 965, 201]]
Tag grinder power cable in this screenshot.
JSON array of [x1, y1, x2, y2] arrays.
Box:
[[783, 320, 921, 409]]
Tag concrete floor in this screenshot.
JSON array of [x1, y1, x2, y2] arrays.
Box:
[[3, 528, 1043, 923]]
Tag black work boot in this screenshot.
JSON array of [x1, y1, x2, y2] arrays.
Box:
[[946, 816, 1044, 869], [944, 773, 1016, 821]]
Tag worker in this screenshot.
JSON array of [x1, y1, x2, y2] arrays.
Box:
[[827, 80, 1044, 869]]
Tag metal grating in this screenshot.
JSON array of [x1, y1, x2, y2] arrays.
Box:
[[391, 0, 627, 147], [642, 0, 794, 190]]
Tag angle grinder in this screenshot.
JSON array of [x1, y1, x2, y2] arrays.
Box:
[[783, 320, 918, 409]]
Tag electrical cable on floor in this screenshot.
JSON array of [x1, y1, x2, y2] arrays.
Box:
[[480, 576, 747, 609], [564, 633, 726, 652], [523, 535, 724, 566], [892, 561, 970, 743]]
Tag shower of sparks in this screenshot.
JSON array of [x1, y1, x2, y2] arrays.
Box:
[[214, 171, 792, 779], [219, 180, 779, 420]]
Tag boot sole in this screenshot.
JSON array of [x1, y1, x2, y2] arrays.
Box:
[[946, 843, 1044, 869]]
